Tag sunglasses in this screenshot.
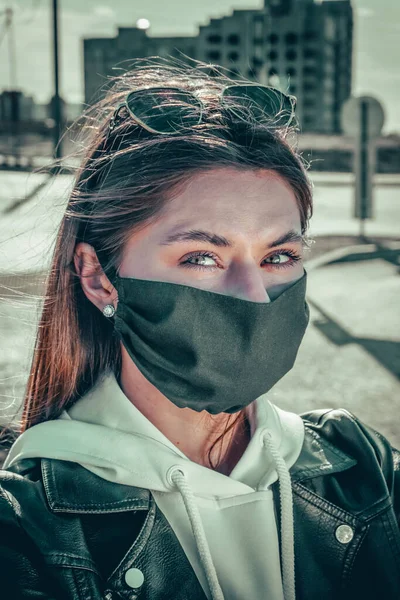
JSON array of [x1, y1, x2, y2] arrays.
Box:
[[108, 84, 297, 136]]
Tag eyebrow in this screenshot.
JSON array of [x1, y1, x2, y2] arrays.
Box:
[[159, 228, 305, 250]]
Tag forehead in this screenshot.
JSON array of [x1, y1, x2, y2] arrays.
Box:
[[161, 168, 300, 226], [120, 168, 303, 262]]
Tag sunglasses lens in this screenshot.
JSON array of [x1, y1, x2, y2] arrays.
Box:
[[223, 85, 296, 126], [126, 88, 202, 134]]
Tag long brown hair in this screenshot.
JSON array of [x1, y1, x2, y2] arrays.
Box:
[[14, 57, 313, 469]]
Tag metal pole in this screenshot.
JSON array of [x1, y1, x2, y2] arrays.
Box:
[[359, 100, 369, 242], [5, 8, 18, 158], [6, 7, 17, 90], [52, 0, 62, 160]]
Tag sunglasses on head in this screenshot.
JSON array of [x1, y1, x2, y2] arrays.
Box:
[[108, 84, 297, 136]]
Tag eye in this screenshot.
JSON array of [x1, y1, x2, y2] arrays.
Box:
[[179, 249, 302, 271]]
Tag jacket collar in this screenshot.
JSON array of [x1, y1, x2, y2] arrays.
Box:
[[40, 424, 356, 514], [289, 423, 357, 482], [41, 458, 150, 513]]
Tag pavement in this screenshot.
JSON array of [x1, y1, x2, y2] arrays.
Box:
[[273, 254, 400, 448], [0, 171, 399, 453]]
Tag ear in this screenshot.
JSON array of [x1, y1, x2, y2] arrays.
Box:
[[74, 242, 118, 314]]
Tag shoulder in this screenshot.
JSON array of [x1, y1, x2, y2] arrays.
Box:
[[300, 407, 400, 492], [0, 459, 48, 527], [0, 460, 54, 595]]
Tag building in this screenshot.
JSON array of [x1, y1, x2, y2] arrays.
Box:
[[83, 10, 269, 106], [265, 0, 353, 132], [0, 89, 82, 125], [83, 27, 197, 106], [0, 90, 35, 122], [196, 10, 269, 82], [83, 0, 353, 133]]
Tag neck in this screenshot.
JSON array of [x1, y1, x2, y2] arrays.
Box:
[[118, 345, 251, 472]]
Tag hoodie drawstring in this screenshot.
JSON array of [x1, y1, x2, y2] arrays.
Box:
[[262, 430, 296, 600], [169, 468, 225, 600], [167, 429, 296, 600]]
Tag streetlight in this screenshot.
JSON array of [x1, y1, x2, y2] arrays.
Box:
[[52, 0, 63, 161]]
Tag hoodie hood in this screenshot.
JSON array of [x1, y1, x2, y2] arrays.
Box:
[[4, 371, 305, 600]]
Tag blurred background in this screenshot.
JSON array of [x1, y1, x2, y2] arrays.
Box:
[[0, 0, 399, 463]]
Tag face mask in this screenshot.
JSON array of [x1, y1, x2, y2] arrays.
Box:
[[110, 269, 310, 415]]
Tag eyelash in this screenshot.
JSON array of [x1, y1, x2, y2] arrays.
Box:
[[180, 249, 302, 271]]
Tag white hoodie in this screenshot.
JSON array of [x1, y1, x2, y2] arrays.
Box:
[[3, 371, 305, 600]]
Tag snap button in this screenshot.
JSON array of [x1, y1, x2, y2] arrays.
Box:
[[335, 524, 354, 544], [125, 567, 145, 590]]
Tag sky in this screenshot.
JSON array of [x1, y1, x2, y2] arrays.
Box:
[[0, 0, 399, 133]]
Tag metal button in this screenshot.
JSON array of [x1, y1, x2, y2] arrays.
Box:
[[125, 567, 145, 590], [335, 524, 354, 544]]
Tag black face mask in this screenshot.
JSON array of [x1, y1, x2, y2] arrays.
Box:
[[110, 270, 310, 415]]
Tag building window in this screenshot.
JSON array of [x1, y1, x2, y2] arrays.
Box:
[[247, 68, 255, 78], [227, 34, 240, 45], [304, 48, 318, 59], [207, 34, 222, 44], [269, 50, 278, 61], [228, 51, 239, 62], [304, 31, 318, 42], [268, 67, 278, 77], [303, 66, 317, 76], [286, 49, 297, 61], [269, 33, 279, 44], [207, 50, 221, 61], [252, 56, 263, 68], [208, 67, 220, 77], [287, 67, 296, 77], [303, 116, 314, 127], [200, 66, 220, 77], [304, 82, 317, 92], [304, 99, 317, 109], [285, 33, 298, 44]]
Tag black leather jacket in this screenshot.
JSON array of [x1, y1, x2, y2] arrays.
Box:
[[0, 408, 399, 600]]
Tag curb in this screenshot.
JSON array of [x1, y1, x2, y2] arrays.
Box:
[[305, 242, 400, 271]]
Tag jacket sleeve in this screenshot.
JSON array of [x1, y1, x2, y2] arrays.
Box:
[[362, 421, 400, 528], [0, 483, 56, 599]]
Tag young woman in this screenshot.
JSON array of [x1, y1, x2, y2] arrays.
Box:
[[0, 59, 399, 600]]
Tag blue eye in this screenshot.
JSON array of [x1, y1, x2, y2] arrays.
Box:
[[180, 250, 301, 271]]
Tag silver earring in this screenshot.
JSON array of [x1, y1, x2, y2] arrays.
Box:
[[102, 304, 115, 318]]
